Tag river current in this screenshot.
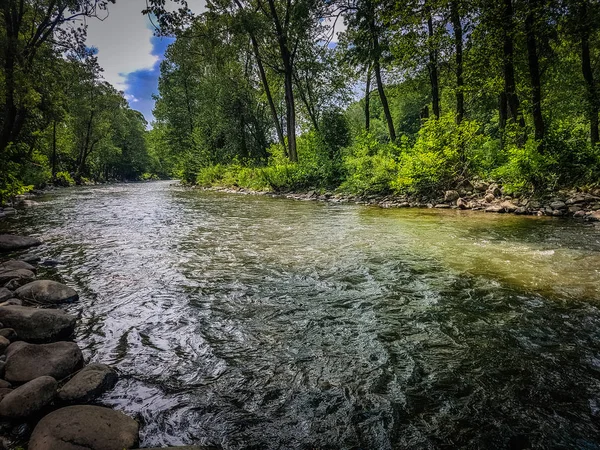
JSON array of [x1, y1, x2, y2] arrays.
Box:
[[2, 181, 600, 449]]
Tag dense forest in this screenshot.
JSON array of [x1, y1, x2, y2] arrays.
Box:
[[2, 0, 600, 203]]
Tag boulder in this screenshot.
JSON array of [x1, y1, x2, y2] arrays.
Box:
[[500, 201, 518, 213], [457, 198, 468, 210], [484, 193, 495, 203], [0, 388, 12, 403], [588, 210, 600, 222], [58, 364, 118, 404], [4, 276, 35, 290], [0, 336, 9, 354], [0, 260, 36, 273], [0, 235, 42, 252], [473, 181, 489, 192], [550, 201, 567, 210], [21, 254, 41, 264], [0, 298, 22, 306], [0, 380, 11, 389], [0, 376, 57, 418], [0, 306, 76, 342], [15, 280, 78, 305], [444, 190, 460, 202], [0, 269, 35, 285], [485, 205, 505, 213], [4, 341, 83, 383], [0, 288, 12, 303], [28, 405, 139, 450], [487, 183, 502, 197], [0, 328, 16, 342]]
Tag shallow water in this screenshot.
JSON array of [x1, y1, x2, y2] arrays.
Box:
[[2, 181, 600, 449]]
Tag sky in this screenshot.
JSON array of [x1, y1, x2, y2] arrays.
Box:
[[85, 1, 204, 124]]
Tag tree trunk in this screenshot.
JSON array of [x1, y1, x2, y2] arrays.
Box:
[[525, 0, 544, 143], [365, 65, 371, 132], [499, 92, 508, 131], [426, 3, 440, 119], [51, 120, 57, 178], [580, 1, 599, 145], [450, 1, 464, 124], [373, 58, 396, 141], [502, 0, 525, 128]]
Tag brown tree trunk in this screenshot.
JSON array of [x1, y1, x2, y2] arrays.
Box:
[[51, 120, 57, 178], [580, 1, 599, 145], [426, 3, 440, 119], [525, 0, 544, 143], [502, 0, 525, 128], [365, 65, 371, 132], [450, 1, 464, 124]]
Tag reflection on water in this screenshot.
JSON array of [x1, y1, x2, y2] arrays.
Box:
[[2, 181, 600, 449]]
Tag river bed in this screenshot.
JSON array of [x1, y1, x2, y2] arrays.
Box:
[[2, 181, 600, 449]]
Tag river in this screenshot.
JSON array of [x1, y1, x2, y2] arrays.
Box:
[[2, 181, 600, 449]]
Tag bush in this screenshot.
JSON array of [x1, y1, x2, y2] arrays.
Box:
[[53, 171, 75, 187]]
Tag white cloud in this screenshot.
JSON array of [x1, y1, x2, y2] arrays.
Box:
[[85, 0, 158, 92]]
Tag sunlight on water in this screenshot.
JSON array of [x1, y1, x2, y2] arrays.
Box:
[[2, 181, 600, 449]]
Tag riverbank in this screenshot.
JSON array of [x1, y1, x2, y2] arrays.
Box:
[[197, 181, 600, 222], [0, 234, 215, 449]]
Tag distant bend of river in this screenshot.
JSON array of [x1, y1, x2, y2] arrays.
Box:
[[2, 181, 600, 449]]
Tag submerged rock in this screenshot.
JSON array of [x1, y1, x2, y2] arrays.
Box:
[[0, 235, 42, 252], [4, 341, 83, 383], [0, 305, 76, 342], [0, 376, 57, 418], [28, 405, 139, 450], [58, 364, 118, 404], [15, 280, 78, 305]]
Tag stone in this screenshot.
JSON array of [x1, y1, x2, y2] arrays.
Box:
[[0, 388, 12, 403], [0, 288, 12, 303], [0, 376, 57, 418], [21, 254, 41, 264], [15, 280, 78, 305], [139, 447, 221, 450], [485, 205, 505, 213], [457, 198, 468, 210], [487, 183, 502, 197], [4, 276, 34, 290], [0, 298, 22, 306], [500, 201, 518, 213], [28, 405, 139, 450], [58, 364, 118, 404], [474, 181, 489, 192], [0, 328, 16, 342], [550, 201, 567, 210], [0, 235, 42, 252], [573, 210, 587, 218], [515, 207, 528, 215], [434, 204, 450, 209], [444, 190, 460, 202], [588, 210, 600, 222], [0, 336, 9, 354], [0, 260, 36, 273], [5, 341, 83, 383], [484, 193, 495, 203], [551, 209, 564, 216], [0, 381, 10, 389], [0, 306, 76, 343], [0, 269, 35, 285]]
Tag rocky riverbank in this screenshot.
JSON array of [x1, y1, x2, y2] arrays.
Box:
[[0, 234, 216, 450], [200, 181, 600, 222]]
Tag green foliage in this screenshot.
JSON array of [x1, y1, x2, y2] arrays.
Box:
[[54, 171, 75, 187]]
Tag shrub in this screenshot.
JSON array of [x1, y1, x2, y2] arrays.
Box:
[[54, 171, 75, 187]]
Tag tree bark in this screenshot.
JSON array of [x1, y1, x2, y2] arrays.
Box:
[[525, 0, 544, 143], [51, 120, 57, 178], [365, 65, 371, 132], [502, 0, 525, 128], [580, 1, 599, 145], [450, 1, 464, 124], [426, 3, 440, 119], [373, 57, 396, 141]]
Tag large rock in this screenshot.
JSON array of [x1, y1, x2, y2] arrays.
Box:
[[15, 280, 78, 305], [0, 260, 36, 273], [0, 268, 35, 285], [444, 190, 460, 202], [58, 364, 118, 404], [0, 235, 42, 252], [0, 288, 12, 303], [5, 341, 83, 383], [0, 306, 76, 342], [0, 376, 57, 418], [28, 405, 139, 450]]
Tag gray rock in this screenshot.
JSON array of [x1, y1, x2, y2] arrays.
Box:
[[21, 254, 41, 264], [4, 276, 34, 290], [0, 336, 9, 354], [139, 447, 221, 450], [0, 306, 76, 342], [0, 376, 57, 418], [0, 328, 16, 342], [0, 380, 10, 389], [0, 269, 35, 285], [434, 204, 450, 209], [0, 235, 42, 252], [0, 298, 22, 306], [550, 201, 567, 210], [28, 405, 139, 450], [444, 190, 460, 202], [485, 205, 505, 213], [457, 198, 468, 210], [484, 193, 495, 203], [0, 288, 12, 303], [15, 280, 78, 305], [0, 260, 36, 273], [487, 183, 502, 197], [500, 201, 518, 213], [5, 341, 83, 383], [0, 388, 12, 403], [58, 364, 118, 404]]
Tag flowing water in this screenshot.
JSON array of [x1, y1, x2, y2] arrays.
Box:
[[2, 181, 600, 449]]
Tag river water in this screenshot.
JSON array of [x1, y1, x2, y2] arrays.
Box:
[[2, 181, 600, 449]]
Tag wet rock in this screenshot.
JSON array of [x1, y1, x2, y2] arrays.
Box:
[[0, 260, 36, 273], [500, 201, 518, 213], [4, 341, 83, 383], [550, 201, 567, 210], [0, 269, 35, 285], [551, 209, 565, 217], [0, 235, 42, 252], [0, 376, 57, 418], [139, 447, 221, 450], [0, 298, 22, 306], [58, 364, 118, 404], [0, 288, 12, 303], [574, 210, 587, 218], [0, 381, 10, 389], [0, 328, 16, 342], [588, 210, 600, 222], [444, 190, 460, 202], [15, 280, 78, 305], [434, 204, 450, 209], [0, 388, 12, 403], [4, 276, 34, 290], [514, 207, 528, 215], [28, 405, 139, 450], [457, 198, 468, 210], [484, 193, 495, 203], [0, 336, 9, 354], [21, 254, 41, 264], [0, 306, 76, 342], [485, 205, 505, 213]]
